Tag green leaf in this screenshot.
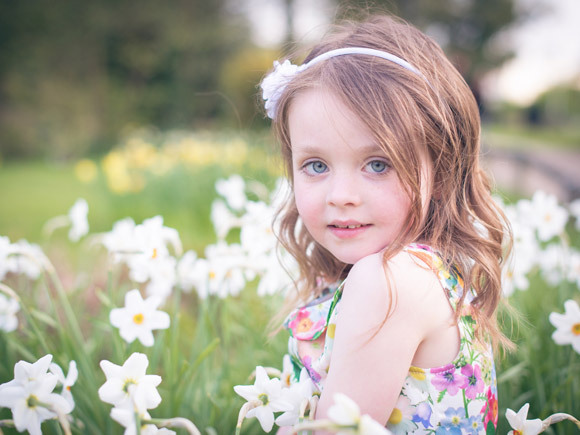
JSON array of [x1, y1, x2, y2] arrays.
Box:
[[486, 420, 496, 434], [95, 288, 113, 308], [30, 309, 58, 328]]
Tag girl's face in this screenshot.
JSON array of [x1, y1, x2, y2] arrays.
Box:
[[288, 88, 431, 265]]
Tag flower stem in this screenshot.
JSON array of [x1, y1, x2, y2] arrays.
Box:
[[542, 412, 580, 431], [0, 419, 15, 428], [236, 400, 261, 434]]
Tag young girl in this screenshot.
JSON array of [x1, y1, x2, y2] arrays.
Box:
[[262, 14, 511, 434]]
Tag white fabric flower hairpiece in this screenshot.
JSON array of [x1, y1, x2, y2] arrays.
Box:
[[260, 47, 426, 120]]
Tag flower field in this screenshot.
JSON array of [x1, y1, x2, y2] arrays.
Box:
[[0, 130, 579, 434]]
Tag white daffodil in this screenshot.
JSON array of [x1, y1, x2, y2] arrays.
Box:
[[210, 199, 240, 240], [0, 375, 70, 435], [506, 403, 543, 435], [180, 255, 211, 299], [549, 299, 580, 354], [10, 354, 54, 385], [133, 216, 182, 258], [280, 354, 294, 388], [517, 191, 568, 242], [215, 174, 247, 211], [176, 250, 200, 293], [233, 366, 293, 432], [102, 217, 139, 263], [328, 393, 391, 435], [240, 201, 277, 258], [110, 289, 170, 347], [0, 235, 11, 280], [68, 198, 89, 242], [0, 354, 70, 435], [98, 352, 162, 413], [6, 239, 49, 280], [275, 368, 318, 427], [538, 243, 567, 286], [570, 198, 580, 231], [143, 255, 177, 301], [204, 242, 250, 298], [49, 360, 78, 413], [0, 292, 20, 332], [256, 249, 296, 297]]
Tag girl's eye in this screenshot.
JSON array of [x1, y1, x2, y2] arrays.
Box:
[[304, 161, 328, 175], [366, 160, 388, 174]]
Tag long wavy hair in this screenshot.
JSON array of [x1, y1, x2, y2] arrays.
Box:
[[267, 14, 512, 350]]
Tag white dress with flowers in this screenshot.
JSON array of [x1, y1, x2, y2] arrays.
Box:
[[283, 244, 498, 434]]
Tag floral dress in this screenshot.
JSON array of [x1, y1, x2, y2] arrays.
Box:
[[283, 244, 498, 434]]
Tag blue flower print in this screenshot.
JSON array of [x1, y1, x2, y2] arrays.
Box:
[[463, 415, 485, 433], [435, 426, 462, 435], [438, 407, 465, 434], [412, 402, 432, 428]]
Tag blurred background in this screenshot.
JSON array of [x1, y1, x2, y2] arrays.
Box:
[[0, 0, 579, 242]]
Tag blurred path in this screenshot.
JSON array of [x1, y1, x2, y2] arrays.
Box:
[[483, 147, 580, 203]]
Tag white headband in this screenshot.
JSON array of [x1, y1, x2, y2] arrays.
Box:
[[260, 47, 425, 119]]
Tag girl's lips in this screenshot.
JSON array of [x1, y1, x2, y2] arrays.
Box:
[[328, 223, 371, 239]]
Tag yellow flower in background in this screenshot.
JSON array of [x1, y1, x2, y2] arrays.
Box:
[[102, 151, 144, 194], [74, 158, 98, 183], [126, 138, 158, 169], [100, 131, 277, 194], [223, 138, 248, 168]]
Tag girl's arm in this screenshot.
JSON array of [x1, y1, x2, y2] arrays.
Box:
[[315, 249, 456, 425]]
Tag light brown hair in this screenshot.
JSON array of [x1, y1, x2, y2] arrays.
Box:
[[268, 14, 512, 349]]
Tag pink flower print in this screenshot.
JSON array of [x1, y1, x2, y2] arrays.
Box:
[[431, 364, 467, 396], [288, 310, 326, 340], [301, 355, 321, 384], [461, 363, 484, 399], [481, 387, 498, 429]]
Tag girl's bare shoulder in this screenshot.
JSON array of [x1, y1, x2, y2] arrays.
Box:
[[341, 249, 449, 329]]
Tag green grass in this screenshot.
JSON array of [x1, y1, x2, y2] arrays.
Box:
[[483, 124, 580, 150]]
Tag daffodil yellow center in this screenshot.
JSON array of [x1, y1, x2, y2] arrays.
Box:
[[151, 248, 158, 259], [513, 431, 522, 435], [258, 393, 269, 406], [27, 394, 39, 408], [388, 408, 402, 425], [123, 378, 137, 393], [133, 313, 145, 324], [209, 271, 216, 280], [572, 323, 580, 335]]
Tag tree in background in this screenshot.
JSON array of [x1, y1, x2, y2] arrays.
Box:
[[0, 0, 250, 159], [325, 0, 517, 111]]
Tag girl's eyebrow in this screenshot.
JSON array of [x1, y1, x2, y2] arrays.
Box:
[[292, 142, 385, 155], [291, 143, 324, 156], [359, 142, 386, 155]]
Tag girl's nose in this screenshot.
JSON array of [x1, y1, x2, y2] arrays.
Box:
[[326, 175, 361, 207]]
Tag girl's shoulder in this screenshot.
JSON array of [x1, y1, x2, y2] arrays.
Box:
[[344, 243, 446, 306]]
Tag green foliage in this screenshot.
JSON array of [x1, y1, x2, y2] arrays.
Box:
[[497, 276, 580, 434], [0, 0, 254, 159], [335, 0, 516, 81]]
